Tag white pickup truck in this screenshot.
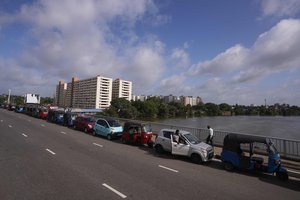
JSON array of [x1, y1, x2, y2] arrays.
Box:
[[154, 129, 214, 163]]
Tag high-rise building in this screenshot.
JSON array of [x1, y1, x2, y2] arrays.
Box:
[[55, 81, 67, 107], [55, 76, 113, 109], [112, 78, 132, 101]]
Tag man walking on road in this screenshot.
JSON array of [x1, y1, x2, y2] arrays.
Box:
[[206, 125, 214, 146]]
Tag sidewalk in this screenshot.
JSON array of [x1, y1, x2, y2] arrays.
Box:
[[212, 146, 300, 178]]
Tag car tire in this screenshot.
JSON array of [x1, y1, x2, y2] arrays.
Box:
[[223, 161, 234, 171], [92, 130, 96, 136], [191, 153, 202, 164], [107, 134, 112, 140], [155, 144, 164, 154], [276, 171, 289, 181]]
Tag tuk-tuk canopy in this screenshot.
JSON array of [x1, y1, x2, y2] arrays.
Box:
[[223, 133, 267, 152], [123, 121, 149, 132]]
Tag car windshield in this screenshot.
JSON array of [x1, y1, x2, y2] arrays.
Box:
[[183, 133, 200, 144], [107, 120, 121, 127], [141, 125, 151, 132]]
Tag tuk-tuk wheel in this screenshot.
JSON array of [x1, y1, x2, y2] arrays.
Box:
[[84, 128, 88, 133], [223, 161, 234, 171], [121, 138, 126, 144], [276, 171, 289, 181], [148, 142, 153, 148]]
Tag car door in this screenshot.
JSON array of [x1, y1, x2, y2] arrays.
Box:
[[161, 131, 172, 152], [171, 135, 190, 156]]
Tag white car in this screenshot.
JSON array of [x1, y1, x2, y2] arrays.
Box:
[[154, 129, 214, 163]]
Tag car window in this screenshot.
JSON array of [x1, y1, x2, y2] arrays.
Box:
[[163, 131, 173, 139], [86, 118, 95, 122], [184, 133, 200, 144]]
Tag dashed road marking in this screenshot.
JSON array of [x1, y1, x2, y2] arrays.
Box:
[[61, 131, 67, 134], [22, 133, 28, 137], [102, 183, 127, 199], [0, 120, 3, 122], [93, 143, 103, 147], [46, 149, 56, 155], [8, 125, 12, 128], [158, 165, 179, 173], [41, 124, 45, 127]]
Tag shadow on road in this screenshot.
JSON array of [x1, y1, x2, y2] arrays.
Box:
[[135, 144, 300, 191]]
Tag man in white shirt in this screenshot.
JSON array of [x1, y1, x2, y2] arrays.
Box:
[[206, 125, 214, 145]]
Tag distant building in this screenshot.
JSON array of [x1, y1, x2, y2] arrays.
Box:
[[112, 78, 132, 101], [55, 81, 67, 107], [24, 94, 41, 104], [55, 76, 133, 109]]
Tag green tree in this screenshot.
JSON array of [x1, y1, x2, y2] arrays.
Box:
[[205, 103, 220, 116]]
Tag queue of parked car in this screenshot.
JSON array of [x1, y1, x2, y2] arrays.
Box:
[[1, 103, 289, 181]]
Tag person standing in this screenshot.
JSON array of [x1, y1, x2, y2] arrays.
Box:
[[206, 125, 214, 145]]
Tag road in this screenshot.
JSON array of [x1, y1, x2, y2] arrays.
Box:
[[1, 109, 299, 200]]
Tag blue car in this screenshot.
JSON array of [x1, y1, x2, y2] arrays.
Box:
[[93, 117, 123, 140], [221, 133, 288, 181]]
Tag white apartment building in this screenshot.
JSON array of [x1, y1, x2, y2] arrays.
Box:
[[112, 78, 132, 101], [72, 76, 112, 109], [55, 76, 113, 109]]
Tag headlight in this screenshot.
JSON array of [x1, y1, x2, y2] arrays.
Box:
[[274, 159, 281, 165]]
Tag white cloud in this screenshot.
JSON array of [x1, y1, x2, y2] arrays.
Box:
[[170, 48, 190, 68], [0, 0, 168, 96], [188, 44, 249, 76], [260, 0, 300, 18]]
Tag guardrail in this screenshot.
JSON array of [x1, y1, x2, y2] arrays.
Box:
[[118, 118, 300, 161]]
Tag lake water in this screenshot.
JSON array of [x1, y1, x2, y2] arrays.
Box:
[[158, 116, 300, 141]]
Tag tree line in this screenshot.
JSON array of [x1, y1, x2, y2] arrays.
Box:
[[104, 97, 300, 119]]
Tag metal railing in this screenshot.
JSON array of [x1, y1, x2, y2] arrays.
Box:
[[118, 118, 300, 161]]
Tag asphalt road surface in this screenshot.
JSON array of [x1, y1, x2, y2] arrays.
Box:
[[1, 109, 299, 200]]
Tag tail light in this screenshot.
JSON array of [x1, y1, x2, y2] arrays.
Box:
[[88, 124, 93, 129]]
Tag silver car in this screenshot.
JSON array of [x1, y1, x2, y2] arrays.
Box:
[[154, 129, 214, 163]]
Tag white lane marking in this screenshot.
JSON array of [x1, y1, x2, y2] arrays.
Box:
[[158, 165, 179, 173], [1, 120, 3, 122], [41, 124, 45, 127], [93, 143, 103, 147], [22, 133, 28, 137], [61, 131, 67, 134], [46, 149, 56, 155], [8, 125, 12, 128], [102, 183, 127, 199]]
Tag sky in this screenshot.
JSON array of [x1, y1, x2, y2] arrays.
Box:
[[0, 0, 300, 106]]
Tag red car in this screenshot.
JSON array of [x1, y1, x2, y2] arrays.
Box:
[[121, 122, 153, 148], [73, 116, 96, 133]]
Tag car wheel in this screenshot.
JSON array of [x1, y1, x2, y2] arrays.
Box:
[[191, 153, 202, 164], [276, 171, 289, 181], [121, 138, 127, 144], [155, 144, 164, 154], [92, 130, 96, 136], [223, 161, 234, 171], [107, 134, 112, 140]]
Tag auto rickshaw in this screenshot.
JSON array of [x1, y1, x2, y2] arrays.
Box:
[[221, 133, 288, 181], [121, 122, 154, 148]]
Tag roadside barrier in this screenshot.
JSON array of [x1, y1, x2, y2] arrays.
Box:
[[118, 118, 300, 162]]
